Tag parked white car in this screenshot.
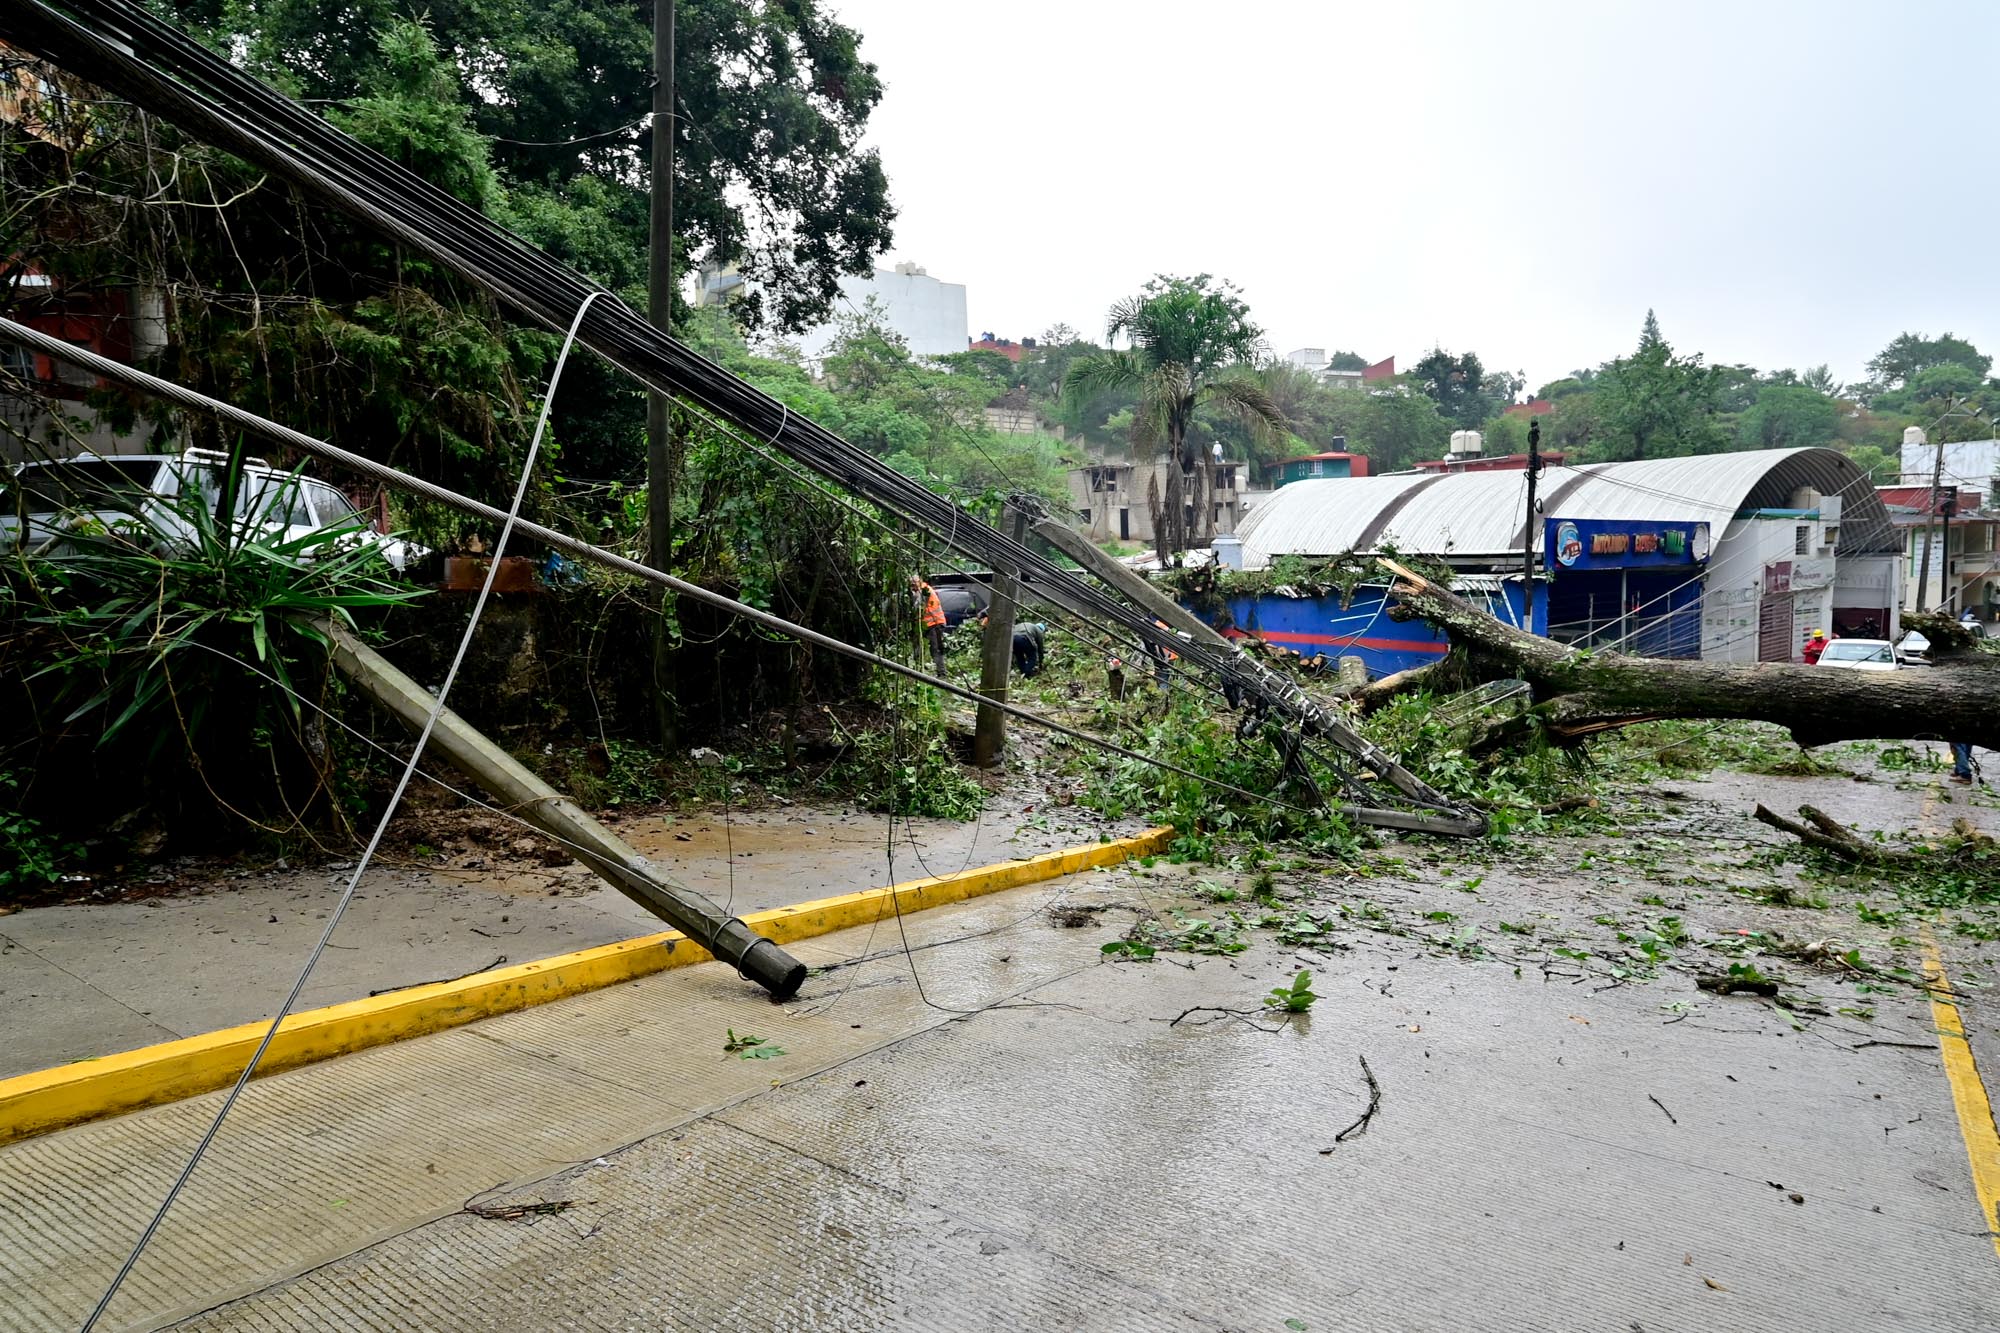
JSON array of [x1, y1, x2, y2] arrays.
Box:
[[1814, 638, 1900, 672], [1, 450, 422, 572]]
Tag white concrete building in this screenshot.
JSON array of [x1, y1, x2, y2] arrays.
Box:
[[791, 263, 968, 362]]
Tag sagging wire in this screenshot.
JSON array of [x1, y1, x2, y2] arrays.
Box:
[[76, 289, 607, 1333]]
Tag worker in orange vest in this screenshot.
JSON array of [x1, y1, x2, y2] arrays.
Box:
[[911, 575, 948, 675]]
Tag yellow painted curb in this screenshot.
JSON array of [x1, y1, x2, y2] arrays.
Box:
[[0, 826, 1173, 1146], [1920, 927, 2000, 1261]]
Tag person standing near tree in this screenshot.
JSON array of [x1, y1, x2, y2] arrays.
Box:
[[1145, 618, 1179, 689], [911, 575, 948, 676]]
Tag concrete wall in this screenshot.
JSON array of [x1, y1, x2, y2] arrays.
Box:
[[1700, 515, 1834, 663], [792, 268, 968, 362], [1900, 437, 2000, 491]]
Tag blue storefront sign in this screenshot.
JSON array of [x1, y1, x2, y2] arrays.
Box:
[[1545, 517, 1711, 571]]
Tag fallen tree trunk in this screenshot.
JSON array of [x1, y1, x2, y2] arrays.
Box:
[[1377, 559, 2000, 750]]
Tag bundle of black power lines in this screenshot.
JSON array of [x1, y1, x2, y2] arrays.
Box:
[[0, 0, 1474, 827]]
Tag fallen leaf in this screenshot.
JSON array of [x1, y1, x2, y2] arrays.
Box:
[[1702, 1277, 1728, 1292], [1682, 1254, 1693, 1266], [1568, 1015, 1592, 1026], [1788, 1193, 1804, 1205]]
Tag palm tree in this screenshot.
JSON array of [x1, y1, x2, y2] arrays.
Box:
[[1062, 276, 1289, 559]]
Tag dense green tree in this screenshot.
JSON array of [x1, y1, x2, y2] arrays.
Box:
[[1480, 412, 1531, 455], [1866, 331, 1991, 390], [158, 0, 897, 489], [1410, 347, 1491, 430], [1327, 350, 1369, 371], [1844, 444, 1900, 484], [174, 0, 892, 336], [1871, 362, 1990, 417], [1736, 384, 1839, 451], [1315, 387, 1453, 472], [1062, 275, 1288, 557], [1582, 312, 1726, 461], [1535, 371, 1597, 400]]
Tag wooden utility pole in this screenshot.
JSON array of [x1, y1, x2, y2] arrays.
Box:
[[1915, 425, 1944, 612], [1522, 418, 1542, 631], [973, 505, 1027, 767], [647, 0, 678, 740]]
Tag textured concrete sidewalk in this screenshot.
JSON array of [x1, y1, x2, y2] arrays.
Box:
[[0, 796, 1120, 1078], [4, 848, 1995, 1333]]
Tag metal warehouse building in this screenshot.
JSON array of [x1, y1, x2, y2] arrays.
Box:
[[1223, 446, 1903, 670]]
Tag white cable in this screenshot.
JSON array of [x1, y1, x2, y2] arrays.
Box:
[[77, 289, 605, 1333]]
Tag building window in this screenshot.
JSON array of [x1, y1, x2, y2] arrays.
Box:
[[1794, 525, 1809, 556]]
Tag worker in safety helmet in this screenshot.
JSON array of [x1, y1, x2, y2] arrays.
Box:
[[910, 575, 948, 675], [1801, 629, 1829, 665]]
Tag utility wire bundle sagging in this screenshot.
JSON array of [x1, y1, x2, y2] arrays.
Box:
[[0, 0, 1480, 834]]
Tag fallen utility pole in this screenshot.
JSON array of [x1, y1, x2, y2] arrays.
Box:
[[1378, 557, 2000, 751], [320, 620, 808, 1000]]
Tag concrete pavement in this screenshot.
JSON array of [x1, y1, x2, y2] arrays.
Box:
[[3, 787, 1997, 1332], [0, 797, 1126, 1078]]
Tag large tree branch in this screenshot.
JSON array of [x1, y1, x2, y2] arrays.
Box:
[[1377, 559, 2000, 750]]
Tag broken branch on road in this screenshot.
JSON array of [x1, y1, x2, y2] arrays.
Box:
[[1323, 1054, 1383, 1150]]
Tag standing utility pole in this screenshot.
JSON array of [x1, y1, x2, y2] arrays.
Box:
[[1941, 487, 1959, 614], [1522, 418, 1543, 632], [1916, 425, 1945, 612], [648, 0, 677, 739], [973, 504, 1028, 767]]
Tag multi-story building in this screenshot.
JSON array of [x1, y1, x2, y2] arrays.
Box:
[[1881, 484, 1999, 623], [791, 262, 968, 362], [1069, 459, 1249, 545]]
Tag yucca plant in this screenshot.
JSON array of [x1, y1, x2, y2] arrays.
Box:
[[4, 484, 424, 849]]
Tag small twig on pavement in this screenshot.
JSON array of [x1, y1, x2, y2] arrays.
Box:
[[370, 955, 508, 996], [1648, 1094, 1677, 1125], [1323, 1054, 1382, 1150], [1167, 1006, 1285, 1033], [1851, 1040, 1936, 1052]]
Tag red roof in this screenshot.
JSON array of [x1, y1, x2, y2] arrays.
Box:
[[1879, 484, 1983, 514], [968, 337, 1024, 362], [1503, 398, 1555, 418], [1362, 355, 1396, 381]]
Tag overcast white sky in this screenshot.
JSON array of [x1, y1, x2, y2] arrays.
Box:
[[826, 0, 2000, 391]]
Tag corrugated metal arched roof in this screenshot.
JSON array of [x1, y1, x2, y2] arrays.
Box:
[[1238, 447, 1898, 563]]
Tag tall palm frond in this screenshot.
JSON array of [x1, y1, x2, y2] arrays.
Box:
[[1059, 348, 1145, 414], [1197, 371, 1293, 450]]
